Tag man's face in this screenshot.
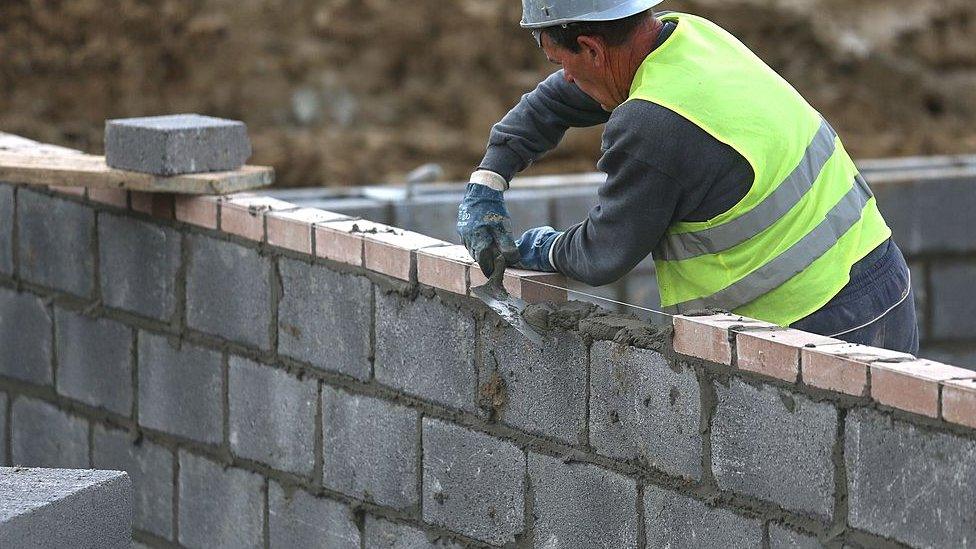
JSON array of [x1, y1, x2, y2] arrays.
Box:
[[540, 33, 614, 111]]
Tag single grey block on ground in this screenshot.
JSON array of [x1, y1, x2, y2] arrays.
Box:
[[187, 235, 272, 349], [322, 386, 418, 509], [644, 485, 763, 548], [92, 424, 174, 540], [590, 342, 701, 479], [0, 287, 52, 385], [229, 356, 316, 475], [138, 332, 222, 444], [375, 291, 477, 412], [278, 259, 371, 379], [11, 397, 89, 469], [0, 184, 12, 274], [105, 114, 251, 176], [268, 482, 360, 549], [479, 324, 587, 445], [422, 418, 525, 546], [930, 262, 976, 340], [364, 515, 464, 549], [55, 308, 132, 416], [528, 452, 639, 549], [17, 188, 94, 297], [845, 408, 976, 548], [711, 379, 837, 521], [178, 451, 263, 549], [0, 467, 131, 549], [98, 212, 181, 320], [768, 523, 821, 549]]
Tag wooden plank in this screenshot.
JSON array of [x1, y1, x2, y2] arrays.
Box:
[[0, 152, 274, 195]]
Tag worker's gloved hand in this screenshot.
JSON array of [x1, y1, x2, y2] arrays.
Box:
[[515, 226, 562, 272], [457, 183, 519, 277]]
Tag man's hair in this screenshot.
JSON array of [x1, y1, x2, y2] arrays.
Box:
[[540, 9, 653, 53]]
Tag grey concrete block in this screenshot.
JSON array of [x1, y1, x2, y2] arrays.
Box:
[[393, 193, 464, 244], [712, 379, 837, 521], [422, 418, 525, 546], [930, 262, 976, 340], [93, 424, 173, 540], [299, 197, 392, 224], [504, 188, 558, 236], [874, 178, 976, 256], [229, 356, 316, 475], [845, 408, 976, 548], [528, 452, 639, 549], [0, 184, 12, 274], [551, 185, 599, 230], [375, 291, 477, 412], [0, 393, 7, 466], [105, 114, 251, 176], [278, 259, 372, 379], [98, 212, 181, 320], [769, 524, 821, 549], [187, 235, 271, 349], [644, 485, 763, 548], [0, 467, 131, 549], [54, 308, 132, 416], [178, 451, 263, 549], [479, 324, 587, 444], [322, 386, 418, 509], [17, 188, 94, 296], [269, 482, 360, 549], [365, 515, 463, 549], [0, 287, 52, 385], [589, 342, 701, 479], [138, 332, 222, 444], [920, 345, 976, 371], [11, 397, 89, 468]]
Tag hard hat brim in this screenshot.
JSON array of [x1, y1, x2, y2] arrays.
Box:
[[520, 0, 666, 29]]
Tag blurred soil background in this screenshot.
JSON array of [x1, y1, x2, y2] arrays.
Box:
[[2, 0, 975, 187]]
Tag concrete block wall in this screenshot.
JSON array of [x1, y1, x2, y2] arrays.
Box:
[[1, 166, 976, 547]]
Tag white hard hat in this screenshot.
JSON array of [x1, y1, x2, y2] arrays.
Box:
[[521, 0, 666, 29]]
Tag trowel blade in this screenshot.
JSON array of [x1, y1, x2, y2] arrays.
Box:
[[471, 281, 546, 346]]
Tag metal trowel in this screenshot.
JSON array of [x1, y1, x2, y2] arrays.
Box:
[[471, 254, 546, 346]]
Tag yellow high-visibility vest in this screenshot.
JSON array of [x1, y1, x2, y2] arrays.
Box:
[[629, 12, 891, 326]]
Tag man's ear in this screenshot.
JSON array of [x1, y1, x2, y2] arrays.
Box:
[[576, 35, 606, 65]]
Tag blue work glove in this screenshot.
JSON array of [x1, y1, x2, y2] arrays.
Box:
[[457, 183, 519, 277], [515, 226, 562, 272]]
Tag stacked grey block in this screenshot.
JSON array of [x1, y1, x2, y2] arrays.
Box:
[[17, 189, 94, 296], [11, 398, 88, 469], [178, 451, 264, 548], [0, 184, 12, 274], [105, 114, 251, 175], [55, 309, 132, 416], [0, 288, 52, 385], [269, 482, 361, 548]]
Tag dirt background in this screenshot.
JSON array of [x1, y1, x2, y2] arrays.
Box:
[[2, 0, 975, 187]]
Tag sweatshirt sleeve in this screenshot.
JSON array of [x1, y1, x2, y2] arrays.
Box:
[[478, 70, 611, 182]]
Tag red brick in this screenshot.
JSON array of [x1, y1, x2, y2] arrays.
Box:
[[502, 268, 567, 304], [672, 314, 776, 366], [266, 207, 348, 254], [175, 196, 220, 229], [363, 229, 448, 281], [87, 187, 129, 208], [220, 194, 295, 242], [48, 185, 86, 197], [736, 329, 841, 382], [871, 359, 976, 418], [801, 343, 913, 397], [314, 219, 390, 267], [417, 244, 473, 295], [129, 192, 175, 219], [942, 378, 976, 429]]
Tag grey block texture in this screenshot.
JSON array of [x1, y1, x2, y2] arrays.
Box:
[[0, 467, 131, 549], [92, 424, 173, 540], [17, 188, 94, 296], [479, 324, 587, 444], [930, 261, 976, 340], [365, 515, 463, 549], [874, 177, 976, 256], [0, 184, 12, 274], [643, 485, 763, 548], [768, 524, 821, 549], [845, 408, 976, 548], [589, 342, 701, 479], [528, 452, 639, 549], [54, 309, 132, 416], [278, 259, 372, 379], [0, 287, 52, 385], [711, 379, 837, 520], [229, 356, 316, 475], [98, 212, 181, 320], [11, 398, 89, 469], [375, 291, 477, 411], [137, 332, 222, 444], [187, 235, 271, 349], [105, 114, 251, 176], [322, 386, 418, 509], [393, 193, 463, 243], [422, 418, 525, 546], [0, 393, 6, 466], [178, 451, 264, 549], [268, 482, 360, 549]]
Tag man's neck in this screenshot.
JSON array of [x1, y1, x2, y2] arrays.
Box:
[[606, 17, 664, 106]]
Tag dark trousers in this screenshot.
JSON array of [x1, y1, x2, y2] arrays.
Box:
[[791, 239, 919, 356]]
